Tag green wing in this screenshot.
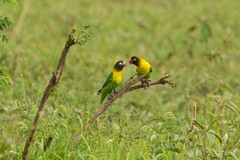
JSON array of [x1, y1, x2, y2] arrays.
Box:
[[97, 72, 119, 103], [100, 80, 118, 103], [102, 72, 113, 89], [97, 72, 113, 95]]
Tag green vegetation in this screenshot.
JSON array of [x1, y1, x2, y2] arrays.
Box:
[[0, 0, 14, 92], [1, 0, 240, 159], [0, 0, 15, 42]]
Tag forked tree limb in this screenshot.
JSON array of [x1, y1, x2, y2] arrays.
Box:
[[72, 74, 175, 141]]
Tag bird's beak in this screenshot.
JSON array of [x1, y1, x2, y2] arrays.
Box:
[[129, 59, 133, 64], [123, 61, 126, 67]]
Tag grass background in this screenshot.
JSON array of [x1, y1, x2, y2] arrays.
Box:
[[1, 0, 240, 159]]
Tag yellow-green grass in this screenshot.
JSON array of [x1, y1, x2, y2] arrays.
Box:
[[1, 0, 240, 159]]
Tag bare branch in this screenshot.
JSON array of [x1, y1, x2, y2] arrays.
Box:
[[127, 74, 175, 92], [21, 35, 75, 160], [72, 74, 175, 141], [21, 25, 92, 159]]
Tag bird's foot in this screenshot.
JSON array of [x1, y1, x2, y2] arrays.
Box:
[[141, 79, 151, 88], [113, 89, 118, 94], [108, 90, 116, 100], [108, 94, 114, 100]]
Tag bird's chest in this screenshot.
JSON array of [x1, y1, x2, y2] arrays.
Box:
[[112, 71, 122, 84], [137, 65, 150, 74]]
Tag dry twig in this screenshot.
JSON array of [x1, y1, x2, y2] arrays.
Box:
[[190, 102, 197, 132]]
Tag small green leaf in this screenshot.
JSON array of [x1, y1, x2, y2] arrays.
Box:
[[188, 25, 197, 32], [0, 0, 16, 4], [0, 16, 12, 31], [211, 148, 220, 158], [227, 151, 239, 160], [208, 130, 222, 144], [199, 20, 212, 43], [69, 24, 92, 46], [193, 120, 204, 130], [0, 67, 13, 90], [0, 34, 9, 43], [207, 120, 216, 131], [225, 103, 239, 114], [136, 156, 144, 160]]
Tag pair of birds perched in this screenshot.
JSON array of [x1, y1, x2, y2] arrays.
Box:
[[97, 56, 152, 103]]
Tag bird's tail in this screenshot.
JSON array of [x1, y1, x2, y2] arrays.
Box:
[[97, 89, 102, 95]]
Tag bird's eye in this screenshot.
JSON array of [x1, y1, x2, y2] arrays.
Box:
[[119, 62, 123, 65], [133, 58, 136, 61]]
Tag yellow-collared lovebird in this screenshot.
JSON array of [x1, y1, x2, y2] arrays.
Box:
[[129, 56, 152, 79], [97, 61, 126, 103]]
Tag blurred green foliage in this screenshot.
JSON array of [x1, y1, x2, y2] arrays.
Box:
[[0, 0, 240, 159], [0, 16, 12, 42], [0, 67, 13, 90], [0, 0, 13, 93], [0, 0, 14, 42]]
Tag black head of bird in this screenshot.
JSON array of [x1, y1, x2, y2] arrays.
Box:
[[114, 61, 126, 71], [129, 56, 139, 66]]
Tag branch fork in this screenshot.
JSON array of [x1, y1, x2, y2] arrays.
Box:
[[72, 74, 175, 141]]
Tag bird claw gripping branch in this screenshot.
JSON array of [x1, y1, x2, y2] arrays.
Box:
[[141, 79, 151, 88]]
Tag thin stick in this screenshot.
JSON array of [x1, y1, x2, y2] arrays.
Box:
[[21, 35, 75, 160], [190, 102, 197, 132], [72, 74, 175, 141]]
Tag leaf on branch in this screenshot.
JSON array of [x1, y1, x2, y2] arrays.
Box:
[[0, 34, 9, 43], [69, 24, 92, 46], [0, 16, 12, 31], [0, 0, 16, 4], [0, 67, 13, 90]]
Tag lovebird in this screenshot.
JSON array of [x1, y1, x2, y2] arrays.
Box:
[[129, 56, 152, 79], [97, 60, 126, 103]]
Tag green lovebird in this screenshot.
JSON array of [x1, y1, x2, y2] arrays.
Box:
[[129, 56, 152, 79], [97, 60, 126, 103]]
